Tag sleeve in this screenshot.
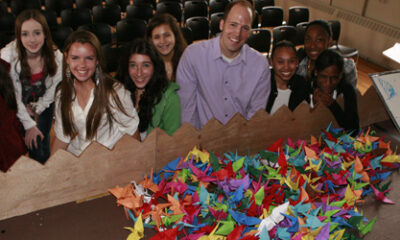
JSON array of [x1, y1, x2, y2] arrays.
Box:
[[288, 75, 310, 111], [247, 59, 270, 119], [328, 85, 359, 133], [35, 50, 63, 115], [344, 58, 357, 89], [176, 48, 200, 129], [53, 93, 71, 144], [160, 89, 181, 135], [114, 86, 139, 135], [0, 40, 17, 63], [10, 62, 37, 130]]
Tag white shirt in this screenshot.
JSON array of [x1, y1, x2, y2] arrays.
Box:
[[54, 83, 139, 156], [1, 40, 63, 130], [270, 88, 291, 114]]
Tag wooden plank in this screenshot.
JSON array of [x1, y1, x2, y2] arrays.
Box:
[[0, 134, 155, 220], [0, 86, 390, 220]]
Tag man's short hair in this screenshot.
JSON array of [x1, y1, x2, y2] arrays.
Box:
[[223, 0, 255, 22]]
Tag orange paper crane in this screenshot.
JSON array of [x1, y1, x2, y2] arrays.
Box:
[[354, 156, 370, 183], [143, 202, 172, 229], [139, 169, 159, 193]]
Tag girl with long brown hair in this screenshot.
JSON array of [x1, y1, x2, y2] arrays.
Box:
[[51, 30, 139, 156], [0, 9, 62, 163], [146, 13, 187, 82]]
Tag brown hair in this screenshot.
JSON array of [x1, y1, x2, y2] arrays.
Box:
[[15, 9, 57, 78], [146, 13, 187, 82], [58, 30, 129, 140], [223, 0, 255, 22]]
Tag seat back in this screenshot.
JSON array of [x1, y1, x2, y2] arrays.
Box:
[[209, 0, 229, 16], [61, 8, 93, 30], [0, 12, 16, 33], [75, 0, 102, 9], [247, 28, 271, 54], [102, 43, 124, 73], [254, 0, 274, 16], [261, 6, 283, 27], [288, 6, 309, 26], [210, 12, 223, 37], [328, 20, 341, 45], [156, 1, 183, 23], [126, 4, 154, 22], [105, 0, 131, 12], [78, 23, 113, 45], [52, 25, 73, 50], [116, 18, 147, 44], [184, 0, 208, 22], [92, 4, 122, 26], [180, 26, 193, 45], [10, 0, 41, 16], [45, 0, 73, 16], [272, 25, 297, 45], [133, 0, 156, 9], [41, 9, 58, 31], [295, 21, 308, 46], [186, 16, 209, 41]]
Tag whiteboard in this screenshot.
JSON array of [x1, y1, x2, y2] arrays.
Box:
[[370, 70, 400, 131]]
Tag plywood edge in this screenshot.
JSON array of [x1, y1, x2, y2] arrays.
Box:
[[0, 134, 156, 220], [0, 86, 388, 220]]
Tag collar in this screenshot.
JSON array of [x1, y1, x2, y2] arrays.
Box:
[[212, 35, 247, 64]]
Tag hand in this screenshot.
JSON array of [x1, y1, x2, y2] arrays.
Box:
[[314, 89, 334, 107], [25, 126, 44, 149]]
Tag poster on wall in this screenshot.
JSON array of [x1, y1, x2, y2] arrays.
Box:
[[370, 70, 400, 132]]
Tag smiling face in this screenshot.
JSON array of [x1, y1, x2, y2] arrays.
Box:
[[151, 24, 176, 58], [304, 25, 331, 61], [271, 46, 299, 86], [20, 18, 45, 56], [66, 42, 97, 83], [219, 4, 252, 58], [128, 53, 154, 90], [316, 64, 342, 94]]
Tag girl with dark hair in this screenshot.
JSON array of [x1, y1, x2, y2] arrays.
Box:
[[146, 13, 187, 82], [0, 9, 62, 163], [51, 31, 139, 156], [297, 19, 357, 89], [311, 49, 359, 134], [117, 39, 180, 140], [266, 41, 308, 114], [0, 58, 26, 172]]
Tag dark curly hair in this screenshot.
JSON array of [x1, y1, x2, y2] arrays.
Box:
[[117, 39, 169, 133], [306, 19, 332, 38]]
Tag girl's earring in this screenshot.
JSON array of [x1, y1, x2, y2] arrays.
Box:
[[95, 65, 101, 86], [66, 65, 71, 81]]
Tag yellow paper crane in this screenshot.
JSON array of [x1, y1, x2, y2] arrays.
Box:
[[125, 213, 144, 240]]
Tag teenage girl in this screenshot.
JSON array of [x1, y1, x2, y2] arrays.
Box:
[[297, 19, 357, 89], [311, 49, 359, 134], [51, 31, 140, 156], [146, 13, 187, 82], [117, 39, 180, 140], [0, 9, 62, 163], [266, 40, 308, 114]]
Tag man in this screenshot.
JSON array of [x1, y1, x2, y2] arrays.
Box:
[[177, 0, 271, 129]]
